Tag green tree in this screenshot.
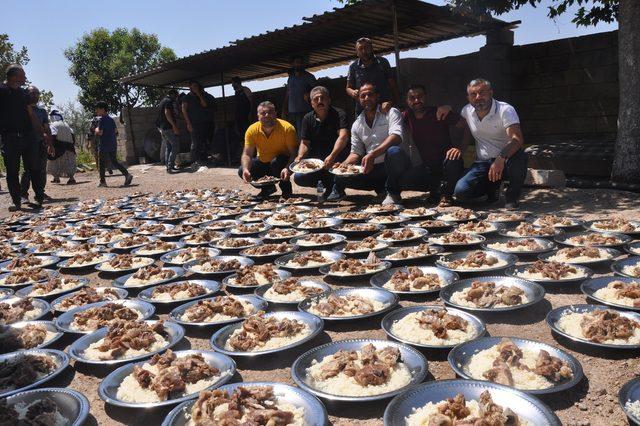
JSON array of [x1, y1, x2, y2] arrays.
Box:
[[0, 33, 55, 110], [64, 27, 176, 115]]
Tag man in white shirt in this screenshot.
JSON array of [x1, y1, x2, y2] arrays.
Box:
[[454, 78, 528, 209], [327, 82, 403, 202]]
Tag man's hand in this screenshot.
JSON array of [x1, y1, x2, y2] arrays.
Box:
[[172, 125, 180, 136], [445, 147, 462, 161], [380, 102, 392, 113], [294, 156, 303, 164], [280, 168, 291, 181], [186, 123, 193, 133], [46, 143, 54, 157], [323, 154, 336, 169], [242, 169, 252, 183], [349, 89, 359, 100], [436, 105, 452, 121], [488, 157, 505, 182], [361, 154, 375, 174]]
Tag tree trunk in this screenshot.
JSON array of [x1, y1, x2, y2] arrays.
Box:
[[612, 0, 640, 182]]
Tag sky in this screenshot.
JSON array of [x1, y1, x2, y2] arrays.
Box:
[[1, 0, 617, 107]]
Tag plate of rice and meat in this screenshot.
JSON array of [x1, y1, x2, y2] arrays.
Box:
[[50, 287, 128, 313], [427, 232, 485, 248], [320, 256, 391, 281], [375, 244, 444, 265], [55, 299, 156, 334], [255, 278, 329, 307], [581, 277, 640, 311], [289, 158, 324, 174], [0, 297, 50, 325], [275, 250, 344, 273], [506, 261, 593, 285], [611, 256, 640, 278], [555, 231, 630, 248], [371, 266, 458, 295], [299, 287, 397, 321], [0, 321, 64, 354], [483, 237, 556, 256], [16, 276, 88, 299], [137, 280, 221, 305], [539, 247, 620, 266], [0, 387, 89, 426], [170, 295, 267, 327], [222, 264, 291, 290], [329, 163, 363, 176], [531, 215, 582, 229], [437, 250, 516, 274], [96, 253, 155, 273], [584, 218, 640, 235], [184, 256, 252, 277], [290, 233, 346, 249], [436, 208, 478, 223], [250, 175, 281, 187], [114, 266, 185, 289], [0, 349, 70, 398], [160, 247, 220, 267]]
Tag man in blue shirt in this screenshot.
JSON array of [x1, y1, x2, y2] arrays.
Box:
[[283, 55, 317, 136], [94, 101, 132, 187]]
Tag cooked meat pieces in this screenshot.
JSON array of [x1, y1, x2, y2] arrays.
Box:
[[188, 229, 224, 242], [447, 251, 499, 269], [512, 223, 554, 236], [67, 251, 104, 265], [270, 213, 299, 224], [435, 391, 520, 425], [388, 244, 434, 259], [332, 163, 361, 174], [486, 213, 524, 222], [131, 266, 176, 281], [416, 309, 468, 338], [150, 282, 206, 300], [436, 232, 475, 244], [234, 223, 265, 233], [437, 393, 471, 420], [609, 280, 640, 306], [107, 254, 139, 269], [244, 243, 292, 255], [218, 238, 255, 248], [15, 397, 59, 425], [0, 298, 37, 325], [58, 287, 120, 310], [228, 312, 306, 351], [191, 386, 295, 426], [340, 223, 378, 232], [140, 240, 175, 252], [288, 251, 330, 266], [464, 281, 524, 307], [137, 224, 167, 233], [314, 294, 376, 316], [329, 258, 381, 274], [534, 349, 574, 382], [560, 247, 602, 259], [0, 245, 15, 260], [343, 237, 380, 251], [163, 224, 196, 235], [30, 277, 80, 295], [299, 233, 334, 244], [96, 320, 167, 358], [197, 258, 242, 272], [233, 264, 279, 286], [255, 175, 279, 183], [5, 255, 43, 270], [536, 215, 574, 227], [338, 212, 370, 220], [298, 161, 320, 170], [183, 296, 248, 322], [0, 354, 56, 392], [457, 221, 493, 232], [389, 267, 442, 291], [579, 309, 640, 343], [0, 324, 49, 353], [118, 235, 150, 247], [593, 217, 637, 232], [505, 239, 543, 250], [319, 343, 400, 387], [568, 233, 620, 246], [266, 228, 299, 238], [525, 261, 578, 280], [299, 219, 329, 228], [271, 278, 323, 297], [379, 228, 416, 240], [73, 302, 139, 330]]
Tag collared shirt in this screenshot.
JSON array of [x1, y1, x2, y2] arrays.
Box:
[[347, 56, 392, 113], [461, 99, 520, 161], [0, 83, 31, 134], [300, 106, 349, 159], [245, 118, 297, 163], [286, 71, 317, 113], [350, 107, 403, 164], [403, 108, 461, 167], [32, 105, 49, 142]]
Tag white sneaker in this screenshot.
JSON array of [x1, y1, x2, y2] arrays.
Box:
[[20, 196, 29, 205], [382, 193, 402, 206]]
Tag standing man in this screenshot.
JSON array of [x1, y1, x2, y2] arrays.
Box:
[[346, 38, 400, 116], [292, 86, 349, 201], [94, 101, 133, 187], [454, 78, 528, 209], [238, 101, 297, 199], [231, 77, 253, 139], [385, 84, 464, 206], [329, 82, 403, 202], [182, 81, 216, 168], [156, 89, 180, 173], [20, 85, 53, 204], [0, 65, 45, 211], [282, 55, 317, 135]]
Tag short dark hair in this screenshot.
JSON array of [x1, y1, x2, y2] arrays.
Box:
[[231, 77, 241, 84], [167, 89, 179, 96], [356, 37, 372, 45], [5, 64, 23, 80], [95, 101, 109, 112], [359, 81, 377, 93], [291, 54, 304, 63], [407, 84, 427, 95], [188, 80, 203, 90]]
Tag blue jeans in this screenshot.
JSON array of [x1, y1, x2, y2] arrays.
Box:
[[293, 169, 333, 190], [159, 128, 179, 169], [237, 155, 292, 194], [334, 162, 387, 194], [454, 149, 528, 202], [384, 146, 463, 198]]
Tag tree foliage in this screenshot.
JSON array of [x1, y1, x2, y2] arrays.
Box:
[[54, 101, 93, 149], [64, 27, 176, 114]]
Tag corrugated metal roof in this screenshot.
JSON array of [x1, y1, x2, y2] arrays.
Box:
[[121, 0, 517, 88]]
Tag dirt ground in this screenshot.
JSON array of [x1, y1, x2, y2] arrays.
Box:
[[2, 164, 639, 426]]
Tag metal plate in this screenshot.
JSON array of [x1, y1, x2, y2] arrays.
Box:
[[0, 320, 64, 354], [498, 226, 560, 239], [2, 387, 89, 426], [0, 296, 50, 323], [265, 213, 306, 228], [16, 276, 88, 300], [290, 233, 346, 249], [298, 287, 398, 321], [554, 231, 631, 248], [407, 219, 455, 233], [399, 207, 438, 219], [0, 255, 60, 272], [334, 212, 372, 222], [291, 338, 427, 402], [137, 279, 221, 305], [169, 294, 268, 327], [132, 223, 174, 236], [57, 253, 115, 270], [383, 379, 561, 425], [482, 237, 556, 255], [259, 228, 308, 242], [0, 349, 70, 398], [619, 378, 640, 425], [162, 381, 328, 426], [98, 350, 236, 408], [296, 217, 343, 231], [611, 256, 640, 278], [538, 247, 620, 266], [530, 216, 582, 229], [68, 320, 185, 365], [370, 266, 459, 296], [289, 158, 325, 174], [201, 219, 241, 231], [210, 237, 262, 251], [55, 299, 156, 334], [368, 214, 411, 227], [239, 243, 298, 262], [228, 223, 272, 236], [546, 304, 640, 349], [114, 266, 185, 289], [426, 232, 486, 248], [131, 241, 186, 257], [448, 336, 583, 394], [375, 245, 445, 266], [375, 227, 428, 244], [625, 242, 640, 257], [255, 280, 330, 306], [250, 177, 281, 187], [333, 240, 390, 257], [210, 311, 324, 356], [184, 256, 253, 277], [160, 248, 220, 266], [581, 276, 640, 311], [440, 276, 545, 312], [583, 219, 640, 236], [319, 260, 391, 281], [108, 236, 158, 251], [382, 305, 485, 349], [436, 250, 517, 274], [223, 268, 291, 290], [275, 250, 344, 272], [95, 255, 156, 273], [330, 222, 385, 237], [0, 287, 14, 299], [505, 263, 594, 285], [50, 287, 129, 313]]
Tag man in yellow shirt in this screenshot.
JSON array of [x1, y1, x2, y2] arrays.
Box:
[[238, 101, 298, 198]]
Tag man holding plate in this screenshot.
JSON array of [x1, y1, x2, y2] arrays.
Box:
[[292, 86, 350, 201]]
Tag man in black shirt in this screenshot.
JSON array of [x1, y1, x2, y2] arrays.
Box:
[[181, 80, 216, 167], [156, 89, 180, 173], [0, 64, 45, 211], [232, 77, 253, 159], [292, 86, 349, 200]]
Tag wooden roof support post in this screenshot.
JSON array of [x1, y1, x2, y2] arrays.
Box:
[[220, 71, 232, 167], [391, 0, 402, 92]]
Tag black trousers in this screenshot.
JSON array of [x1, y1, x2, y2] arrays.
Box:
[[1, 132, 44, 205], [99, 151, 128, 181], [20, 143, 47, 198], [237, 155, 292, 194], [190, 122, 214, 163]]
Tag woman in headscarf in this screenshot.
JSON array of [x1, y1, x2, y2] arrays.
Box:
[[47, 110, 77, 184]]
